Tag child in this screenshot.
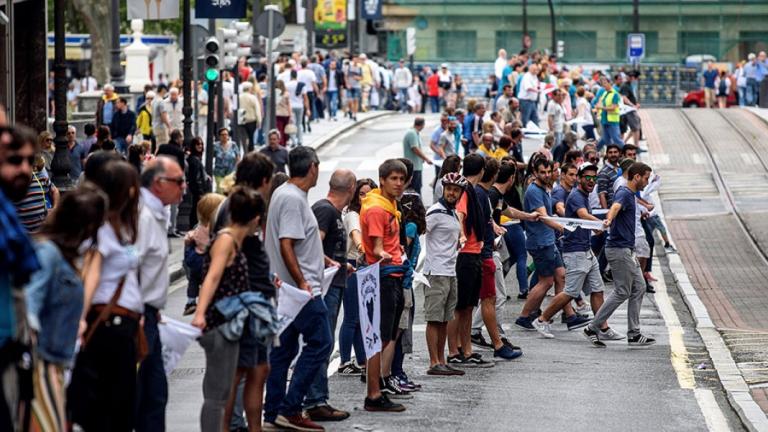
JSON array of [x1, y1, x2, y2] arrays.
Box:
[[183, 193, 226, 315]]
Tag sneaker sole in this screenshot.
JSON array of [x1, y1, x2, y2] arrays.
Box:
[[364, 405, 406, 412], [494, 353, 523, 361], [471, 342, 495, 350], [599, 334, 626, 341], [566, 320, 592, 331], [274, 417, 324, 432], [514, 323, 536, 331], [628, 341, 657, 349], [385, 393, 414, 400]]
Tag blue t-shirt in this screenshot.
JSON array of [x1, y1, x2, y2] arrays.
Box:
[[563, 188, 592, 253], [552, 184, 569, 210], [475, 185, 495, 259], [102, 100, 115, 125], [0, 275, 12, 346], [606, 186, 636, 249], [500, 65, 514, 88], [403, 221, 421, 288], [524, 182, 556, 250], [703, 69, 718, 89]]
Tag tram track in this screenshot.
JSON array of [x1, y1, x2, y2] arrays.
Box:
[[678, 108, 768, 266]]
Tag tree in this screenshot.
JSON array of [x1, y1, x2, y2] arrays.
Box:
[[69, 0, 111, 83]]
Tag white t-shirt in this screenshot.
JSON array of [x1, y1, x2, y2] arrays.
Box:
[[518, 72, 539, 101], [547, 100, 565, 133], [297, 69, 317, 91], [285, 80, 307, 109], [91, 223, 143, 313], [343, 210, 362, 260], [423, 201, 461, 276], [576, 97, 594, 125]]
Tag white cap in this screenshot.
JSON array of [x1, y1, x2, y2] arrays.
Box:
[[360, 53, 367, 59], [145, 91, 156, 99], [441, 63, 448, 68], [749, 53, 756, 60]]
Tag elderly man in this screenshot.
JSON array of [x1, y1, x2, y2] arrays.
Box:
[[96, 84, 119, 128], [239, 81, 262, 152], [135, 156, 186, 432], [66, 125, 87, 180], [259, 129, 288, 174]]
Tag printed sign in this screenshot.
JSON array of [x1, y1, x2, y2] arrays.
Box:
[[361, 0, 382, 20], [357, 262, 381, 359], [195, 0, 247, 19], [315, 0, 347, 48], [275, 282, 312, 337]]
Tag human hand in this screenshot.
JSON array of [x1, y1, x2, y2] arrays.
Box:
[[191, 313, 206, 330]]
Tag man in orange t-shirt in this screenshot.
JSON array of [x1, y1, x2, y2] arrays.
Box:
[[446, 154, 494, 368], [426, 71, 440, 113], [359, 159, 408, 413]]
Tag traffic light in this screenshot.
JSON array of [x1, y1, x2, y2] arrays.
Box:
[[204, 36, 220, 81], [217, 27, 239, 69], [232, 21, 253, 58]]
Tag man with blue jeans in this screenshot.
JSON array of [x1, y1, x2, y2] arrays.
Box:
[[596, 77, 624, 150], [515, 158, 590, 332], [264, 147, 333, 431], [584, 162, 656, 348], [304, 169, 357, 422], [325, 60, 344, 120], [518, 64, 540, 127]]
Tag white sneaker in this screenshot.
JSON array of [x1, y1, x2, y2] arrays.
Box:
[[532, 318, 555, 339], [574, 302, 591, 315], [599, 327, 626, 341]]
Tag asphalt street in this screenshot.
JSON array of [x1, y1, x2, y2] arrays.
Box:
[[164, 114, 746, 431]]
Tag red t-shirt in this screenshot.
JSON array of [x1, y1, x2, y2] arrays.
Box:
[[456, 192, 482, 254], [361, 207, 403, 266], [427, 74, 440, 97]]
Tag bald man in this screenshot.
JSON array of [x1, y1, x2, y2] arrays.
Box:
[[135, 156, 185, 431], [304, 168, 357, 421]]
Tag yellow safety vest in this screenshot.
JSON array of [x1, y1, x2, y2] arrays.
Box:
[[600, 89, 620, 123]]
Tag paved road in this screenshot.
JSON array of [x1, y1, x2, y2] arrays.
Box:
[[165, 113, 745, 431]]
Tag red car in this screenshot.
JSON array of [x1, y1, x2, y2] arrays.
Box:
[[682, 88, 738, 108]]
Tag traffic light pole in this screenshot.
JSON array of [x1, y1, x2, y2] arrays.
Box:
[[266, 11, 276, 133], [206, 78, 216, 177], [182, 0, 193, 147]]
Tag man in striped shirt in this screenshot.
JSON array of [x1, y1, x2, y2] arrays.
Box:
[[14, 155, 58, 232]]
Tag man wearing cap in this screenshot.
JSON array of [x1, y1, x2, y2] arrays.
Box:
[[239, 81, 262, 152], [394, 59, 413, 113]]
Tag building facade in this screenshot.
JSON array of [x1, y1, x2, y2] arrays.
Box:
[[380, 0, 768, 64]]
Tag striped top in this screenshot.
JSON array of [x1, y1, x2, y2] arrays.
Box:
[[15, 169, 51, 233]]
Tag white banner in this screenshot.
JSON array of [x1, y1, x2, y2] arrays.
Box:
[[357, 262, 382, 359], [543, 216, 604, 232], [276, 282, 312, 337], [158, 316, 201, 375], [321, 266, 340, 297], [128, 0, 180, 20]]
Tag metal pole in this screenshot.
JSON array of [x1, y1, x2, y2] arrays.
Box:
[[350, 0, 358, 53], [231, 61, 240, 151], [522, 0, 528, 49], [109, 0, 124, 85], [182, 0, 193, 146], [306, 0, 314, 55], [205, 79, 215, 177], [632, 0, 640, 33], [547, 0, 556, 55], [266, 10, 276, 133], [51, 0, 73, 189], [5, 0, 14, 123], [217, 63, 224, 135], [251, 0, 263, 60]]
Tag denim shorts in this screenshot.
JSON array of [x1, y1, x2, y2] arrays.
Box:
[[238, 318, 270, 368], [528, 244, 564, 277], [348, 88, 361, 99]]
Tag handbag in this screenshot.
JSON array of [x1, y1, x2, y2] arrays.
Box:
[[284, 122, 298, 135]]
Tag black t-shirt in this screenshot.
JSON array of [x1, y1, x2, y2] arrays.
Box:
[[312, 199, 347, 288], [475, 184, 495, 259], [156, 143, 186, 171], [619, 82, 637, 106], [504, 185, 524, 212], [488, 186, 508, 225], [213, 199, 275, 297]]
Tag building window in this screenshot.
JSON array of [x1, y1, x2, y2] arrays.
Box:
[[739, 32, 768, 59], [437, 30, 477, 61], [557, 31, 597, 61], [615, 31, 658, 60], [496, 31, 536, 53], [678, 31, 720, 59]]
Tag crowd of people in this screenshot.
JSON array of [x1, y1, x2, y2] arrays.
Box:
[[705, 51, 768, 108]]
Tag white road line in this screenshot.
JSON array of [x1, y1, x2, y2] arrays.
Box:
[[695, 388, 733, 432]]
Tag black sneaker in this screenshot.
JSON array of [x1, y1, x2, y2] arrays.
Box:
[[447, 354, 465, 366], [646, 284, 656, 294], [182, 301, 197, 316], [514, 316, 535, 330], [583, 327, 606, 348], [337, 361, 363, 376], [364, 394, 406, 412], [602, 270, 613, 282], [382, 376, 413, 399], [501, 337, 521, 351], [471, 333, 494, 350], [463, 353, 495, 368], [628, 334, 656, 348], [517, 292, 528, 300], [561, 312, 590, 324], [564, 314, 592, 331]]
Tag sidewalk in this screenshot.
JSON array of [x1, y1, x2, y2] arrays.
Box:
[[642, 107, 768, 430], [166, 111, 395, 288]]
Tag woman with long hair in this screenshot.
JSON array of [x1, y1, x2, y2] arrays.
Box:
[[336, 178, 377, 375], [187, 136, 210, 227], [25, 183, 108, 432], [275, 80, 291, 146], [499, 156, 530, 298], [192, 186, 269, 432], [67, 160, 143, 432]]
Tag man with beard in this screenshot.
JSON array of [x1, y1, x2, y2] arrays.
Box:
[[0, 125, 41, 431]]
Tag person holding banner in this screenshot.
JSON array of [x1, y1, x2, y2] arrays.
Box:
[[263, 147, 333, 431], [584, 162, 656, 348], [360, 159, 409, 412]]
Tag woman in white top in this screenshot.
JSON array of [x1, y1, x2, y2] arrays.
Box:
[[336, 178, 377, 374], [575, 87, 596, 141], [68, 160, 143, 432]]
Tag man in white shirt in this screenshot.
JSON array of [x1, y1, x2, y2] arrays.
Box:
[[494, 49, 508, 81], [394, 59, 413, 112], [547, 89, 566, 148], [299, 58, 319, 122], [518, 63, 541, 127], [285, 70, 310, 146], [135, 156, 185, 432]]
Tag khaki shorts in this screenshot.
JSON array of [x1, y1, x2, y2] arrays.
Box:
[[424, 275, 458, 323], [398, 288, 414, 330]]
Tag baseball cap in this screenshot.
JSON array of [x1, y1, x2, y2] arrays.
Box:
[[441, 63, 448, 68], [578, 163, 598, 176]]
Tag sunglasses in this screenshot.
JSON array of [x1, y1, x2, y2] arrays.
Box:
[[46, 138, 54, 142], [589, 158, 599, 163], [159, 176, 186, 186], [6, 154, 35, 166], [583, 175, 598, 182]]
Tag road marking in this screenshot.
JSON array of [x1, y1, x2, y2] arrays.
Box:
[[694, 388, 732, 432], [318, 159, 339, 172], [740, 153, 759, 165], [693, 153, 707, 165], [653, 270, 696, 389]]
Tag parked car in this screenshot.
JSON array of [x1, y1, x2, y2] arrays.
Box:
[[682, 88, 738, 108]]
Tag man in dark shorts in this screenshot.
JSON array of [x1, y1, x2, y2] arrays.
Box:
[[360, 159, 409, 412], [515, 157, 591, 334], [446, 154, 494, 368]]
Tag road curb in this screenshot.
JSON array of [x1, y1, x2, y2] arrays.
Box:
[[167, 111, 396, 287], [654, 192, 768, 432]]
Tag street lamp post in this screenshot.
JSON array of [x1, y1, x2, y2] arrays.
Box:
[[522, 0, 528, 50], [547, 0, 556, 56], [50, 0, 72, 189], [632, 0, 640, 33], [182, 0, 193, 146], [109, 0, 125, 87]]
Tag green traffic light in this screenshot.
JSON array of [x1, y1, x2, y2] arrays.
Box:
[[205, 68, 219, 81]]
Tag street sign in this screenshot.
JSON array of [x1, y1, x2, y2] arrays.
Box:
[[406, 27, 416, 56], [256, 9, 286, 39], [627, 33, 645, 61]]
